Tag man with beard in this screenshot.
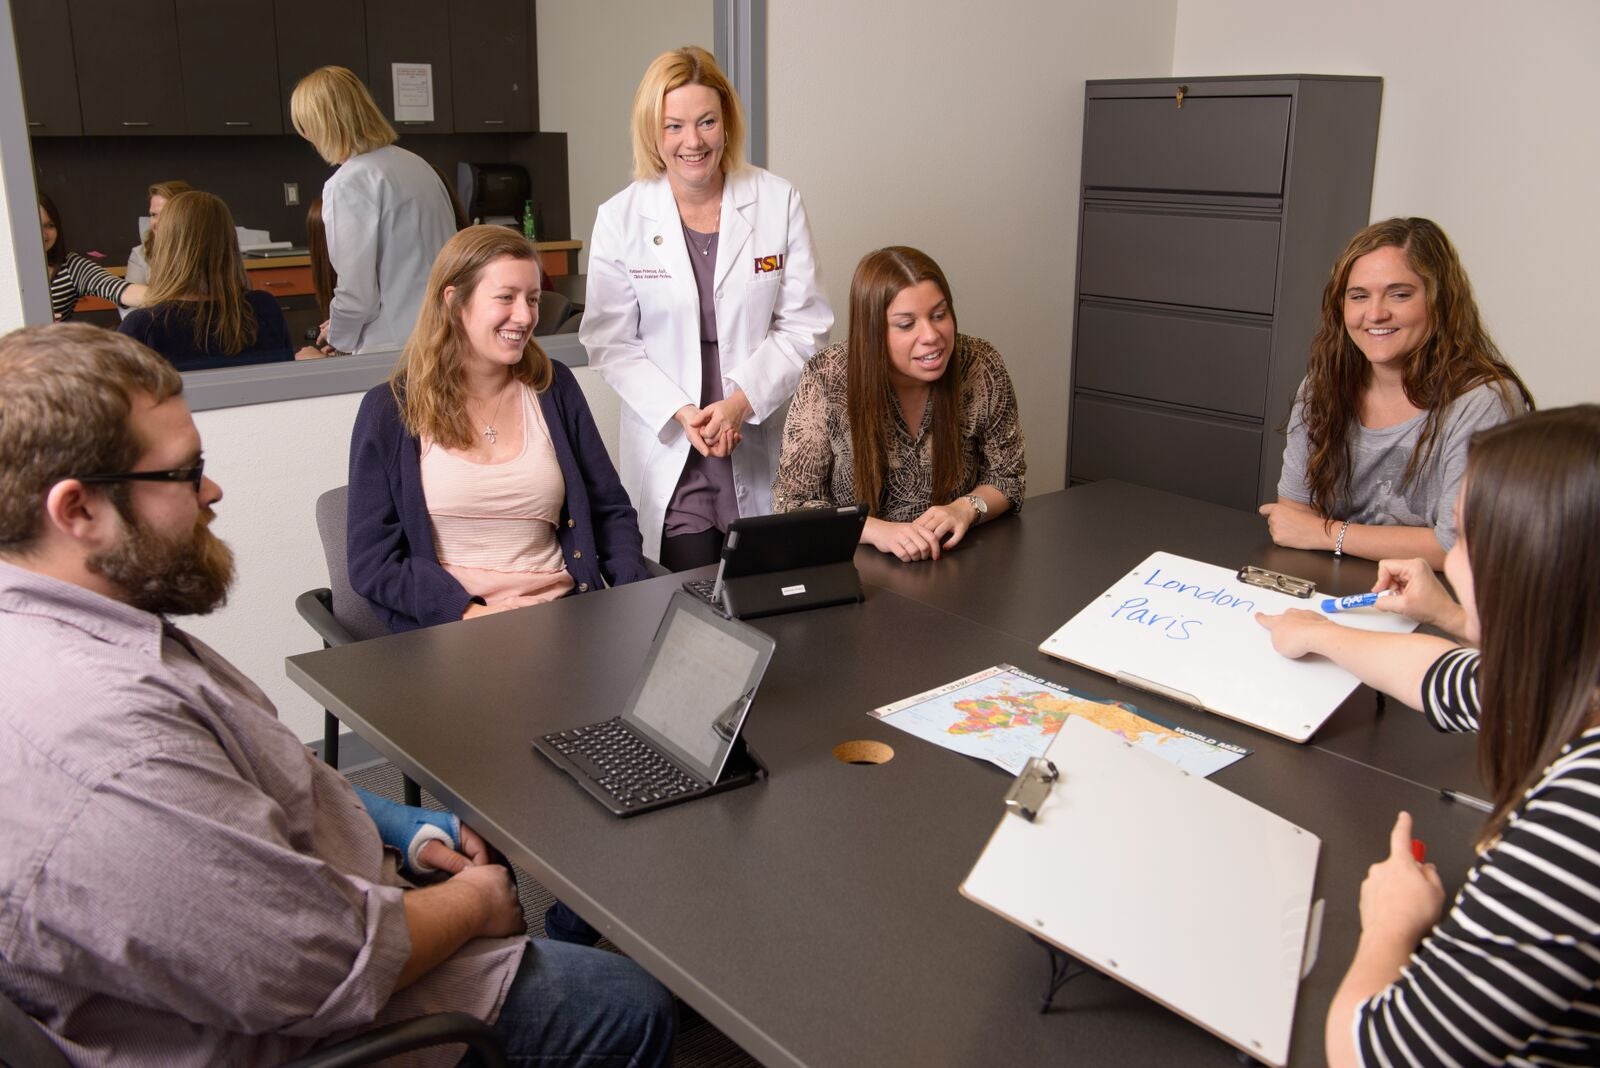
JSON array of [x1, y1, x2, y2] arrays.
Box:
[[0, 325, 674, 1067]]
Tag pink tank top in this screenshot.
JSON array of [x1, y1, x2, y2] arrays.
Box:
[[420, 383, 576, 607]]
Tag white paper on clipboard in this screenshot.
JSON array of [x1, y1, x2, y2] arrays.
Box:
[[961, 715, 1322, 1067], [1038, 551, 1417, 742]]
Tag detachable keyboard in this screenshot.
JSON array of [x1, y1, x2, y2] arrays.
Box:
[[680, 576, 720, 606], [542, 718, 703, 813]]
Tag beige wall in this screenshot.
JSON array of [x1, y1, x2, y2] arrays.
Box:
[[767, 1, 1179, 495], [538, 0, 714, 272], [1171, 0, 1600, 406]]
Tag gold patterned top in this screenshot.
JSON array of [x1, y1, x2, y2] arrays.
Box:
[[772, 334, 1026, 520]]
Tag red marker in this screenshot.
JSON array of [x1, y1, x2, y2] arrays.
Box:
[[1410, 838, 1427, 863]]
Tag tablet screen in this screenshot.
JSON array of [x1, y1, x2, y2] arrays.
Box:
[[624, 592, 775, 782]]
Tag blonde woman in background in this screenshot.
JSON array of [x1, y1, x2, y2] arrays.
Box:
[[123, 179, 195, 294], [291, 65, 455, 355]]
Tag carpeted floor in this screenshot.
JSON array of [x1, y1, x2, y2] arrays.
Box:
[[346, 761, 759, 1068]]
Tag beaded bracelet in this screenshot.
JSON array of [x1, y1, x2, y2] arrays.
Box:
[[1333, 520, 1350, 557]]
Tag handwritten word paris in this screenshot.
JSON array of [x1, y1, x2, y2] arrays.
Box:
[[1108, 567, 1257, 641]]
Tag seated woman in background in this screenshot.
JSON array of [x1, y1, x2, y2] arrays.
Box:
[[1260, 217, 1532, 570], [348, 225, 651, 634], [1266, 405, 1600, 1066], [295, 197, 336, 360], [117, 191, 294, 372], [772, 246, 1025, 562], [39, 192, 145, 321], [122, 179, 195, 290]]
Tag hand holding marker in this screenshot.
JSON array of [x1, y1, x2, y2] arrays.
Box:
[[1320, 589, 1399, 613]]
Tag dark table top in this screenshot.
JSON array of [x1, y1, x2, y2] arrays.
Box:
[[288, 486, 1491, 1066], [855, 481, 1486, 798]]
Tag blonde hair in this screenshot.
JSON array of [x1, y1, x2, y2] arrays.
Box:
[[290, 66, 397, 165], [630, 46, 746, 181], [144, 191, 257, 357], [392, 226, 553, 449], [141, 179, 195, 263]]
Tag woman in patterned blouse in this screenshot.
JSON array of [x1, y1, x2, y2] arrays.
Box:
[[772, 246, 1024, 561], [39, 193, 146, 321]]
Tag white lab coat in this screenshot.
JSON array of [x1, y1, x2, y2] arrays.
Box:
[[323, 145, 456, 354], [580, 167, 833, 556]]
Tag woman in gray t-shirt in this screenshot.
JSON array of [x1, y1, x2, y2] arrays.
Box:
[[1260, 217, 1532, 569]]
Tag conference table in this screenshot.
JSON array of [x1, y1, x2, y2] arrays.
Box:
[[287, 481, 1486, 1067]]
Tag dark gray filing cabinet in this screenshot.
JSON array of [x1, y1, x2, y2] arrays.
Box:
[[1067, 75, 1382, 511]]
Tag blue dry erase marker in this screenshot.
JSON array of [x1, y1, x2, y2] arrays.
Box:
[[1320, 589, 1397, 613]]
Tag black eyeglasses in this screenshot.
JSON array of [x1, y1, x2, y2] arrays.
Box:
[[73, 460, 205, 492]]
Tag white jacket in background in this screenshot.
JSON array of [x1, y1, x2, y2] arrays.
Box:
[[323, 144, 455, 354]]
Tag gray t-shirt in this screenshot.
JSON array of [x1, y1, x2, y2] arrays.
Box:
[[1277, 380, 1518, 548]]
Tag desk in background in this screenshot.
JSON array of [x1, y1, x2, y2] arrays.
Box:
[[288, 482, 1486, 1067], [71, 240, 584, 314]]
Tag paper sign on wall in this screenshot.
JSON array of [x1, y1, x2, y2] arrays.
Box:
[[392, 63, 434, 123]]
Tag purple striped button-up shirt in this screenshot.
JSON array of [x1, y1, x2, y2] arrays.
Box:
[[0, 562, 523, 1066]]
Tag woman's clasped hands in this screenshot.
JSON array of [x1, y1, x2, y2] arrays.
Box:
[[675, 389, 751, 458]]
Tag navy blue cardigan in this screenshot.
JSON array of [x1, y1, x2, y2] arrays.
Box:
[[347, 363, 652, 632]]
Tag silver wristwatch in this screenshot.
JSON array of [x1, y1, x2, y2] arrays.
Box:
[[964, 494, 988, 523]]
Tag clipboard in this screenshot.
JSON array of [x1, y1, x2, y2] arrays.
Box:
[[961, 716, 1323, 1067], [1038, 551, 1418, 742]]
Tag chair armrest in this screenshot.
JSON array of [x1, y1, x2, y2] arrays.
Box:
[[645, 558, 671, 579], [295, 588, 358, 648], [277, 1011, 505, 1068]]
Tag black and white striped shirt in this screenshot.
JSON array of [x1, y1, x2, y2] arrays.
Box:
[[1355, 647, 1600, 1066], [48, 252, 128, 320]]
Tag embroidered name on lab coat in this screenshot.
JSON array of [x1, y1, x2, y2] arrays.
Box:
[[753, 254, 786, 274], [629, 267, 672, 280]]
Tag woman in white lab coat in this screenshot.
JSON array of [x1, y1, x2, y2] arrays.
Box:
[[291, 65, 457, 355], [581, 46, 832, 570]]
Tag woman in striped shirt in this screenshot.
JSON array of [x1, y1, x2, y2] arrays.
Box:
[[39, 193, 145, 321], [1259, 404, 1600, 1066]]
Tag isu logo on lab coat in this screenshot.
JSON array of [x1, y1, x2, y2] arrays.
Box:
[[753, 253, 786, 274]]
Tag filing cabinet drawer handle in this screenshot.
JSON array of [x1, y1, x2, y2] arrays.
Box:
[[223, 121, 251, 127], [482, 119, 505, 125], [1175, 85, 1187, 109], [121, 121, 151, 127]]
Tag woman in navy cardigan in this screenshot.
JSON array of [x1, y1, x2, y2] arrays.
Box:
[[348, 226, 651, 633]]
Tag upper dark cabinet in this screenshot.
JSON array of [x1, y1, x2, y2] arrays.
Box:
[[22, 0, 542, 139], [366, 0, 454, 135], [13, 0, 83, 136], [449, 0, 536, 132], [176, 0, 281, 134], [69, 0, 186, 136], [274, 0, 368, 134]]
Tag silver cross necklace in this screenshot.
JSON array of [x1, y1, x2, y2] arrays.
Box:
[[476, 380, 513, 444]]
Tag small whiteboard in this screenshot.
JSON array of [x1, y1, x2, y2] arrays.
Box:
[[961, 716, 1321, 1067], [1039, 552, 1417, 742]]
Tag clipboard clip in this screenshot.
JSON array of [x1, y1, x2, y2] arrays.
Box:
[[1236, 564, 1315, 598], [1004, 757, 1058, 822]]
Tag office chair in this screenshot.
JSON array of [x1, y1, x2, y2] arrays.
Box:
[[534, 289, 573, 335], [295, 484, 423, 807], [0, 985, 505, 1067]]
